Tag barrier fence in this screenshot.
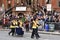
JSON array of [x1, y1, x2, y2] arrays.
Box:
[[43, 22, 60, 32]]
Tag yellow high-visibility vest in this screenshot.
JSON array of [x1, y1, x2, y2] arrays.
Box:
[[32, 20, 38, 29], [18, 20, 23, 27], [10, 20, 18, 28], [10, 25, 16, 28], [12, 20, 18, 25]]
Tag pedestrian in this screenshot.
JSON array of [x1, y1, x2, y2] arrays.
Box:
[[8, 19, 18, 36], [25, 20, 29, 32], [31, 18, 40, 39]]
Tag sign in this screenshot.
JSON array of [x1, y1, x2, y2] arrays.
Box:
[[16, 7, 26, 11], [47, 4, 52, 11]]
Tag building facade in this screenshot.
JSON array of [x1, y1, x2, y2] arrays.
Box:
[[0, 0, 60, 15]]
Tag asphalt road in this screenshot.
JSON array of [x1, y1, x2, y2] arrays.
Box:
[[0, 31, 60, 40]]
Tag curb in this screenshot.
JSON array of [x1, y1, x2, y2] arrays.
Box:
[[29, 30, 60, 35], [39, 31, 60, 35], [0, 29, 10, 31]]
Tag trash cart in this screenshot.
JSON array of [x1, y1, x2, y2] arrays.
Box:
[[15, 27, 24, 36]]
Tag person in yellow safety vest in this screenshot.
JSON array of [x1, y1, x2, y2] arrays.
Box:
[[8, 20, 18, 36], [18, 19, 24, 31], [32, 19, 38, 29], [31, 18, 40, 39], [18, 20, 23, 28]]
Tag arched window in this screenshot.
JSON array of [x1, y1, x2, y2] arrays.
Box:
[[26, 0, 32, 5], [7, 0, 11, 8]]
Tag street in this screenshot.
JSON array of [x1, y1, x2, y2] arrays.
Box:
[[0, 31, 60, 40]]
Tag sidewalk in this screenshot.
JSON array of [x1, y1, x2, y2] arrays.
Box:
[[0, 28, 60, 35]]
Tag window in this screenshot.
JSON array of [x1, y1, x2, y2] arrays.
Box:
[[59, 1, 60, 7], [7, 0, 11, 4], [16, 0, 20, 3], [46, 0, 51, 4], [26, 0, 31, 5], [7, 0, 11, 8], [15, 0, 20, 4]]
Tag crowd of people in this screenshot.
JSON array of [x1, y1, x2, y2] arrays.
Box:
[[0, 6, 60, 39], [7, 9, 60, 38]]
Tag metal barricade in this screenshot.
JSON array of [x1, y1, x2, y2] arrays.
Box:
[[44, 22, 60, 32]]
